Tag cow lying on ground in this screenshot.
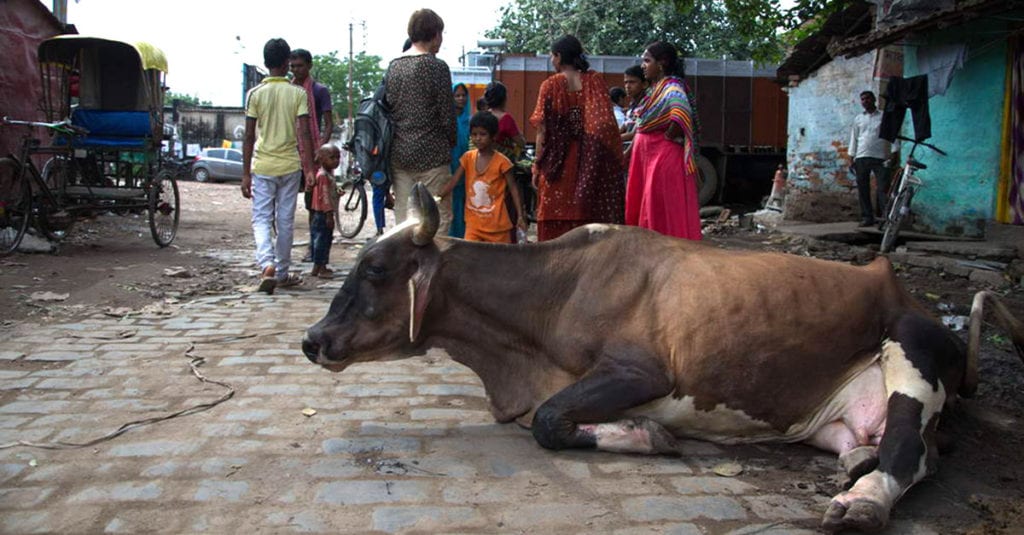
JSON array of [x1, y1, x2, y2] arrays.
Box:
[[303, 184, 1024, 532]]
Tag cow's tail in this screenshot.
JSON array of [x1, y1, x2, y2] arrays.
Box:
[[963, 290, 1024, 397]]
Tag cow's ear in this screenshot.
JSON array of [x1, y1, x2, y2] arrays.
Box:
[[409, 183, 439, 246], [408, 256, 439, 343]]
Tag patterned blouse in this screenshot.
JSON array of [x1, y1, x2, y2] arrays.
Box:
[[385, 55, 456, 171]]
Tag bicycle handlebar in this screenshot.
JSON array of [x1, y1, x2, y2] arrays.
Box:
[[895, 135, 946, 156], [2, 116, 89, 135]]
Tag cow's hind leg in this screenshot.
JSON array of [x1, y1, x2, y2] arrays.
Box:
[[822, 314, 959, 532], [531, 347, 678, 455]]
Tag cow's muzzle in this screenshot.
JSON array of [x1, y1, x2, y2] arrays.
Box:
[[301, 335, 321, 364]]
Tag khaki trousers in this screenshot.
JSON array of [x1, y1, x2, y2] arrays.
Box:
[[393, 164, 451, 236]]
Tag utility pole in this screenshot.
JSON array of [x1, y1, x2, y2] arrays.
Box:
[[348, 22, 354, 122]]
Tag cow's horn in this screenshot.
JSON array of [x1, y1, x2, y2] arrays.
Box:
[[410, 183, 439, 246]]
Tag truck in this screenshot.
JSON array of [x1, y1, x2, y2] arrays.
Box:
[[453, 54, 788, 207]]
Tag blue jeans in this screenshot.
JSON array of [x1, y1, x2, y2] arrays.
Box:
[[310, 210, 333, 265], [372, 183, 388, 232], [251, 170, 301, 279]]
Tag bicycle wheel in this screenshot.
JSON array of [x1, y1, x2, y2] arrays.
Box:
[[148, 170, 180, 247], [336, 180, 367, 239], [36, 156, 75, 241], [0, 157, 31, 255], [880, 188, 912, 253]]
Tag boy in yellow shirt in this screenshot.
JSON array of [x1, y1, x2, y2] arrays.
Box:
[[438, 112, 527, 243]]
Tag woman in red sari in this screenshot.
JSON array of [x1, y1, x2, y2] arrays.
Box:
[[530, 35, 624, 242], [625, 41, 702, 240]]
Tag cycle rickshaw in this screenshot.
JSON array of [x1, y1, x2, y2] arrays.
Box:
[[0, 36, 180, 255]]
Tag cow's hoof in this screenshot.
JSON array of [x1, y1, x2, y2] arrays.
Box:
[[821, 498, 888, 533], [839, 446, 879, 487], [632, 417, 683, 456]]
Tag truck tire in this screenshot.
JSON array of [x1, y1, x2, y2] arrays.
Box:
[[695, 155, 718, 206]]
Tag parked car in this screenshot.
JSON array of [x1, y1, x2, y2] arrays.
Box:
[[192, 148, 243, 182]]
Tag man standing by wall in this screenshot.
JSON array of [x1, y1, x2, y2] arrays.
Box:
[[289, 48, 334, 262], [241, 38, 316, 294], [849, 90, 897, 227], [386, 8, 456, 233]]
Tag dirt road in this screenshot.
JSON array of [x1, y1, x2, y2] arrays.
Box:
[[1, 181, 1022, 533]]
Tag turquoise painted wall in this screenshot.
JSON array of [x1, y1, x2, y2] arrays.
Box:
[[905, 19, 1007, 237]]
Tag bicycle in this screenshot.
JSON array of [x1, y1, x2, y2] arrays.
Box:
[[0, 117, 88, 255], [334, 142, 368, 239], [879, 135, 947, 253]]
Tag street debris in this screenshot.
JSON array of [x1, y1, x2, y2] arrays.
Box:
[[712, 461, 744, 477], [29, 291, 69, 302], [301, 408, 317, 417]]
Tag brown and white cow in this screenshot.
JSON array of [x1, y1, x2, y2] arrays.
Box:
[[303, 184, 1024, 532]]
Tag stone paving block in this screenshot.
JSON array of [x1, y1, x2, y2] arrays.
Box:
[[359, 421, 450, 436], [372, 505, 485, 533], [582, 478, 668, 496], [0, 370, 30, 378], [336, 384, 411, 397], [140, 460, 180, 477], [0, 485, 55, 507], [0, 400, 85, 414], [1, 511, 51, 533], [106, 440, 203, 457], [0, 378, 41, 390], [612, 524, 702, 535], [219, 356, 286, 366], [321, 437, 422, 454], [498, 503, 611, 530], [743, 494, 816, 521], [68, 481, 163, 502], [223, 409, 274, 422], [669, 476, 758, 495], [595, 457, 694, 475], [622, 495, 748, 522], [263, 509, 333, 533], [0, 415, 31, 428], [306, 458, 364, 478], [192, 479, 250, 502], [315, 480, 431, 505], [23, 351, 93, 361], [246, 384, 318, 396], [200, 423, 248, 437], [442, 476, 563, 504], [415, 384, 487, 397], [90, 399, 170, 411], [726, 522, 819, 535]]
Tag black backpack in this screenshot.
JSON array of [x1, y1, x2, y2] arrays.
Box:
[[348, 79, 393, 186]]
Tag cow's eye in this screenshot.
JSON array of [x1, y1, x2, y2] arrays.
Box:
[[364, 265, 386, 280]]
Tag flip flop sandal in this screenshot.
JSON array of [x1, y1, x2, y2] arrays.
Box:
[[277, 273, 303, 288]]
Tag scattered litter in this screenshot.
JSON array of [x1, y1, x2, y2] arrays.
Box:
[[17, 233, 56, 254], [28, 459, 37, 467], [924, 292, 942, 301], [301, 408, 317, 417], [712, 461, 743, 477], [942, 315, 969, 331], [29, 291, 69, 302], [163, 267, 194, 279]]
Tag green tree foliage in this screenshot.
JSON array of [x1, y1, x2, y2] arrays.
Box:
[[311, 51, 385, 121], [487, 0, 838, 63], [166, 91, 211, 106]]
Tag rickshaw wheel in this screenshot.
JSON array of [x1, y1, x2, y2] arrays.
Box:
[[0, 157, 32, 256], [148, 170, 179, 247], [37, 157, 75, 241]]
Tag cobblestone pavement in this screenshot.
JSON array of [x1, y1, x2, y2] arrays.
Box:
[[0, 240, 943, 534]]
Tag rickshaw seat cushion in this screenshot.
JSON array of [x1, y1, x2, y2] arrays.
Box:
[[72, 109, 152, 135], [57, 110, 152, 148]]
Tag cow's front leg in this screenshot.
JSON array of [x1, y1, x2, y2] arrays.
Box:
[[823, 315, 956, 532], [531, 348, 677, 455]]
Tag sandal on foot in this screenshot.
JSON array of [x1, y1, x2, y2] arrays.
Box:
[[257, 266, 276, 294], [277, 273, 303, 288], [316, 268, 334, 279]]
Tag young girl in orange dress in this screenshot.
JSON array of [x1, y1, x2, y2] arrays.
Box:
[[438, 112, 527, 243]]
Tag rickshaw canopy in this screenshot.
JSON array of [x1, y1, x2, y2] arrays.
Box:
[[37, 35, 167, 114], [38, 36, 168, 73]]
